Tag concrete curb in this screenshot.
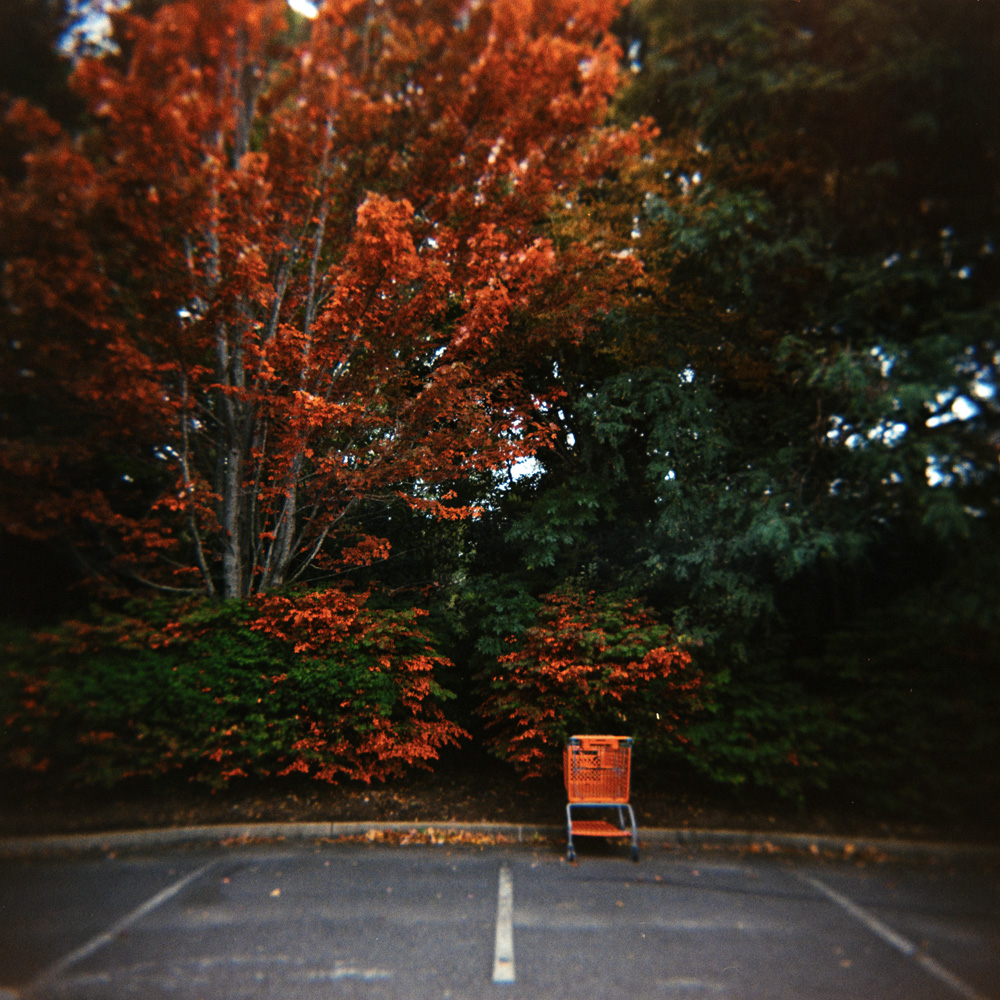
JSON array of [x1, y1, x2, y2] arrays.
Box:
[[0, 822, 552, 857], [1, 822, 997, 864], [646, 828, 1000, 864]]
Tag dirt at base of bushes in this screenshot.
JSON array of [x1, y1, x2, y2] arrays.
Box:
[[2, 751, 995, 845]]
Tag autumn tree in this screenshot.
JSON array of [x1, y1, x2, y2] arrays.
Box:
[[1, 0, 648, 602]]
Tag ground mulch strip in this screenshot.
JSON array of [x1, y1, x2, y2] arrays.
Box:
[[2, 752, 994, 846]]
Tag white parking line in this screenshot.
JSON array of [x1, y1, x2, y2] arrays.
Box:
[[28, 861, 215, 993], [492, 865, 515, 984], [798, 873, 989, 1000]]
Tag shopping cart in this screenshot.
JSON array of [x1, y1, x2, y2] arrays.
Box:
[[564, 735, 639, 862]]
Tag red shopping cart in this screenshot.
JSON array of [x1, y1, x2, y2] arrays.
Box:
[[564, 735, 638, 862]]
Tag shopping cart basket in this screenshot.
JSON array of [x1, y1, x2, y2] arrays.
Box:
[[564, 735, 638, 862]]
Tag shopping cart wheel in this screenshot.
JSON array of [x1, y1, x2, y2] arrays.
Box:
[[631, 845, 640, 863], [566, 846, 576, 862]]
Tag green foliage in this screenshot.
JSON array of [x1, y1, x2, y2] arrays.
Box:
[[462, 575, 540, 664], [804, 551, 1000, 817], [506, 483, 609, 572], [2, 591, 466, 788], [679, 664, 855, 802], [677, 536, 1000, 813]]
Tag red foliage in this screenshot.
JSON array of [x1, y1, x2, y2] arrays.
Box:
[[482, 589, 705, 776], [3, 588, 467, 787], [1, 0, 650, 601]]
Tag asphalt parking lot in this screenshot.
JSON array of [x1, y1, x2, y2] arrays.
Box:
[[1, 840, 997, 1000]]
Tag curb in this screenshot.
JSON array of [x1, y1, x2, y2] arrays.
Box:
[[0, 822, 554, 857], [1, 822, 997, 864]]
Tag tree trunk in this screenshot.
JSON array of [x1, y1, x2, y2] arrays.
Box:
[[221, 440, 245, 601]]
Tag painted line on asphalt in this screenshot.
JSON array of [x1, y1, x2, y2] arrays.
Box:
[[27, 861, 215, 994], [797, 873, 989, 1000], [492, 864, 515, 984]]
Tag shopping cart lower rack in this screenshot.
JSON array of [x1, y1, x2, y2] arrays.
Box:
[[563, 735, 638, 862]]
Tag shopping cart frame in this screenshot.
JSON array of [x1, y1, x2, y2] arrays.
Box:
[[564, 735, 639, 862]]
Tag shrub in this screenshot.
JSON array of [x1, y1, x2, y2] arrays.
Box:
[[677, 664, 852, 803], [481, 588, 705, 776], [2, 589, 467, 787]]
